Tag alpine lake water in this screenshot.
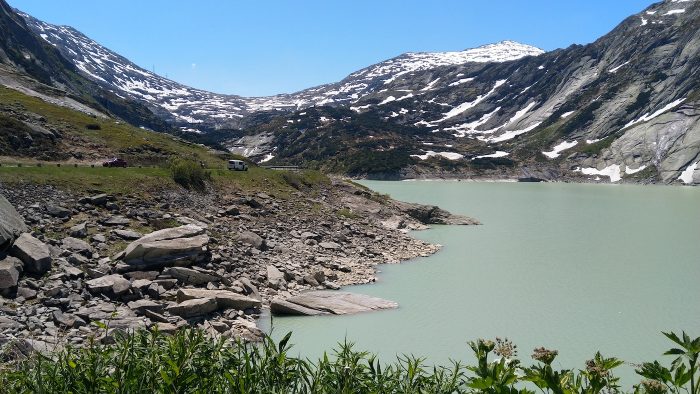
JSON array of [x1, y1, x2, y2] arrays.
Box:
[[265, 181, 700, 385]]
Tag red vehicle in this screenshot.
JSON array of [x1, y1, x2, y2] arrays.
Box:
[[102, 158, 127, 168]]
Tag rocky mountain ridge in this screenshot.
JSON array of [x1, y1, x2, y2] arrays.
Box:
[[8, 0, 700, 184], [19, 10, 541, 131], [228, 0, 700, 184], [0, 0, 169, 131]]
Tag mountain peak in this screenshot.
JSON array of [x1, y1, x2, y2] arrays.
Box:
[[404, 40, 544, 63]]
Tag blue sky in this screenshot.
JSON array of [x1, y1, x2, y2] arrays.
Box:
[[9, 0, 654, 97]]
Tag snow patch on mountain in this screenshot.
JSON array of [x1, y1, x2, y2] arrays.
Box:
[[543, 141, 578, 159]]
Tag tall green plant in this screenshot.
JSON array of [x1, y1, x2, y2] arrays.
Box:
[[636, 331, 700, 394], [169, 158, 211, 190]]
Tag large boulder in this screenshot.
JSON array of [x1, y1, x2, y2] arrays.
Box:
[[274, 291, 398, 315], [166, 298, 217, 318], [0, 194, 27, 250], [270, 299, 327, 316], [238, 231, 265, 250], [176, 289, 262, 310], [121, 225, 209, 269], [85, 274, 131, 296], [10, 233, 51, 275], [0, 256, 22, 289]]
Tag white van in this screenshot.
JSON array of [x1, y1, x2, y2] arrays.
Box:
[[227, 160, 248, 171]]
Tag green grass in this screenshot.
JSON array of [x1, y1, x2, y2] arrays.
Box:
[[0, 165, 330, 198], [0, 86, 222, 167], [0, 166, 175, 196], [575, 136, 616, 156], [0, 328, 698, 393]]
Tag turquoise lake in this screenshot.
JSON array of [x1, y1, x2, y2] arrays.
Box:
[[269, 181, 700, 383]]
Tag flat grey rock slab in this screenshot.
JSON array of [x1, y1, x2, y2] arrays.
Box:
[[270, 299, 327, 316], [166, 298, 217, 318], [281, 291, 398, 315], [103, 216, 131, 225], [176, 289, 262, 310], [165, 267, 219, 285], [113, 229, 142, 240]]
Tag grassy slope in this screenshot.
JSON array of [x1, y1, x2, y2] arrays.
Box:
[[0, 86, 329, 197], [0, 161, 329, 198], [0, 86, 216, 166]]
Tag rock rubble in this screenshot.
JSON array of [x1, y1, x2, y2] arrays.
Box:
[[0, 178, 477, 357]]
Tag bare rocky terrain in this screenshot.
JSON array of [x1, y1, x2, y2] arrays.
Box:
[[0, 178, 477, 356]]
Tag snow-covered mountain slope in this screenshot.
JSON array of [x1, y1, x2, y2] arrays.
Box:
[[12, 0, 700, 185], [234, 0, 700, 184], [19, 10, 542, 131], [0, 1, 167, 130]]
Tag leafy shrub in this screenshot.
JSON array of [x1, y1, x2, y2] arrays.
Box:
[[85, 123, 101, 130], [169, 158, 211, 190], [1, 329, 698, 393]]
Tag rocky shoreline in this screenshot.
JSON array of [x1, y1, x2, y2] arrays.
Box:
[[0, 178, 477, 356]]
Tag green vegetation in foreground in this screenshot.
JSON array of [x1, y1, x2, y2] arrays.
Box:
[[0, 165, 329, 197], [0, 329, 698, 393]]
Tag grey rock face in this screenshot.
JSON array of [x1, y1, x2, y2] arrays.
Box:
[[127, 300, 165, 315], [319, 241, 341, 250], [45, 204, 71, 218], [61, 237, 92, 255], [85, 274, 130, 296], [164, 267, 220, 285], [121, 225, 209, 269], [0, 194, 27, 250], [83, 194, 108, 206], [270, 299, 327, 316], [113, 229, 142, 240], [69, 222, 88, 238], [239, 277, 261, 300], [52, 311, 86, 328], [266, 265, 286, 289], [0, 256, 22, 289], [394, 201, 480, 225], [10, 233, 52, 275], [275, 291, 398, 315], [166, 298, 217, 318], [176, 289, 262, 310], [103, 216, 130, 226], [238, 231, 264, 250]]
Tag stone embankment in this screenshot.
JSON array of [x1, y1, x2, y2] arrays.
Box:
[[0, 178, 477, 356]]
